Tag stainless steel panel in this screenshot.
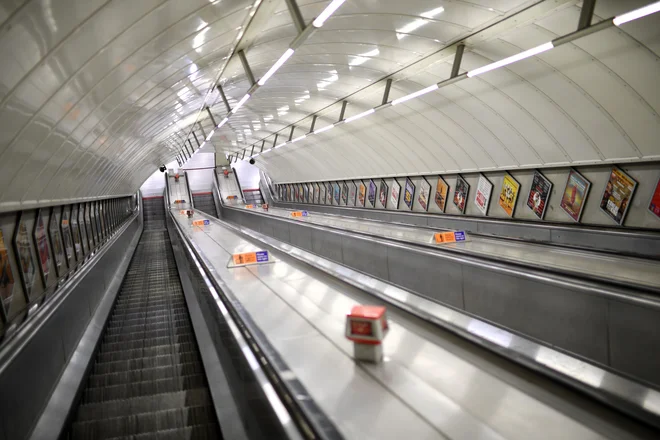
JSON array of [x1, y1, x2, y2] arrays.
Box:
[[387, 245, 464, 309], [609, 301, 660, 386], [288, 222, 313, 252], [463, 268, 609, 364], [311, 229, 343, 264], [550, 228, 660, 256], [271, 216, 292, 243], [479, 221, 552, 242], [340, 235, 389, 280], [58, 285, 93, 360]]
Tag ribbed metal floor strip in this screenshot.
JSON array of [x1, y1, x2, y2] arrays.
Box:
[[68, 198, 221, 439], [192, 194, 217, 217]]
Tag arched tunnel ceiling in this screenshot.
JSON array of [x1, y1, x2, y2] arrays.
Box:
[[0, 0, 658, 211]]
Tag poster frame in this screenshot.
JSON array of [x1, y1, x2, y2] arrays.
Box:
[[60, 205, 74, 267], [333, 182, 341, 205], [348, 181, 358, 207], [498, 173, 520, 217], [357, 181, 367, 207], [0, 226, 16, 321], [403, 177, 415, 211], [78, 203, 89, 256], [418, 177, 431, 212], [48, 207, 66, 277], [390, 178, 401, 210], [453, 175, 469, 214], [648, 176, 660, 220], [13, 212, 39, 301], [367, 179, 377, 208], [70, 204, 82, 261], [526, 170, 553, 220], [435, 176, 450, 212], [312, 182, 319, 204], [33, 209, 51, 288], [474, 174, 493, 215], [599, 166, 637, 226], [307, 183, 314, 204], [559, 168, 591, 223], [341, 181, 349, 206], [378, 179, 389, 209]]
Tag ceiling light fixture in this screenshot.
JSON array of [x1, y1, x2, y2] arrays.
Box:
[[205, 130, 215, 141], [291, 135, 306, 143], [231, 94, 251, 113], [344, 108, 375, 123], [218, 117, 229, 128], [613, 1, 660, 25], [258, 48, 295, 85], [314, 124, 335, 134], [467, 42, 554, 77], [392, 83, 439, 105], [313, 0, 346, 27]]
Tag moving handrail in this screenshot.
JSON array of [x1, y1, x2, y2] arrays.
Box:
[[168, 208, 341, 439]]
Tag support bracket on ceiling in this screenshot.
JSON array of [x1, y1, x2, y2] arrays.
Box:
[[217, 84, 232, 113], [260, 139, 266, 152], [339, 101, 348, 121], [205, 107, 217, 127], [578, 0, 597, 30], [382, 78, 392, 105], [197, 122, 207, 140], [188, 139, 195, 154], [238, 50, 256, 86], [309, 115, 318, 133], [242, 149, 246, 160], [289, 125, 295, 141], [284, 0, 306, 34], [450, 44, 465, 78], [250, 145, 255, 156], [272, 133, 279, 147], [192, 131, 201, 147]]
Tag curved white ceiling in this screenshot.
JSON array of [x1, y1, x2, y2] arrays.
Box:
[[0, 0, 658, 211]]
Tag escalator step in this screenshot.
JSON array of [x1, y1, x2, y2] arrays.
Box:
[[96, 343, 197, 363], [104, 321, 191, 336], [87, 362, 203, 388], [92, 347, 201, 376], [82, 374, 207, 403], [71, 404, 215, 439], [103, 328, 193, 344], [100, 334, 194, 351], [105, 423, 221, 440]]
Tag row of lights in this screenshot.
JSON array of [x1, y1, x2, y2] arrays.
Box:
[[195, 0, 347, 156], [243, 1, 660, 161]]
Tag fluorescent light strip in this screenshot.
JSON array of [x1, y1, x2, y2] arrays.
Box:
[[344, 108, 375, 123], [205, 129, 215, 141], [291, 135, 306, 143], [274, 142, 287, 149], [258, 48, 294, 86], [614, 1, 660, 25], [231, 94, 251, 113], [314, 124, 335, 134], [392, 84, 439, 105], [467, 42, 554, 78], [252, 153, 260, 158], [313, 0, 346, 27], [218, 117, 229, 128]]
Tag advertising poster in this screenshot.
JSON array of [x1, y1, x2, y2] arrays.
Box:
[[326, 183, 333, 204], [86, 203, 95, 248], [560, 169, 591, 222], [333, 182, 341, 205], [600, 167, 637, 225], [474, 175, 492, 215], [78, 204, 88, 255], [69, 206, 82, 260], [49, 209, 65, 275], [300, 184, 306, 203], [498, 174, 520, 217], [379, 179, 389, 208], [358, 182, 367, 207], [418, 178, 431, 212], [0, 227, 15, 318], [649, 177, 660, 219], [348, 181, 357, 206], [285, 185, 290, 202], [313, 183, 319, 204], [342, 181, 349, 206], [390, 179, 401, 209], [435, 177, 449, 212], [34, 211, 51, 286], [526, 171, 552, 220], [403, 178, 415, 211], [453, 176, 469, 213], [308, 183, 314, 203], [14, 218, 37, 299], [303, 184, 309, 203], [367, 179, 377, 207]]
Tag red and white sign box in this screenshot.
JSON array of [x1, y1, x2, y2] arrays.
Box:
[[346, 305, 389, 362]]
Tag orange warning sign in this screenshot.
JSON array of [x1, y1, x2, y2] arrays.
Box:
[[434, 232, 457, 244], [232, 252, 257, 265], [246, 204, 255, 208]]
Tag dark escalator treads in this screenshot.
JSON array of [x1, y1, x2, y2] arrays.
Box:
[[68, 198, 221, 439], [192, 194, 217, 217]]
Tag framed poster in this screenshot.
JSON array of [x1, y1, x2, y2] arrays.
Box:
[[33, 210, 51, 287], [560, 169, 591, 222], [313, 182, 320, 204], [358, 181, 367, 207], [13, 214, 38, 300], [649, 177, 660, 219], [341, 182, 349, 206], [86, 203, 96, 249], [70, 205, 83, 261], [367, 179, 377, 207], [418, 178, 431, 212], [403, 178, 415, 211], [599, 167, 637, 225], [390, 179, 401, 209], [378, 179, 389, 208], [498, 174, 520, 217], [527, 170, 552, 220], [60, 206, 75, 267], [435, 177, 449, 212], [303, 184, 309, 203], [41, 210, 58, 280], [348, 181, 357, 207], [299, 184, 305, 203], [308, 183, 314, 204], [0, 227, 16, 319], [474, 175, 492, 215], [453, 175, 469, 214], [78, 203, 89, 255], [326, 182, 333, 205], [95, 202, 102, 242], [333, 182, 341, 205]]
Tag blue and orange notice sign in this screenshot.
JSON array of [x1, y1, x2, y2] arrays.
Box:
[[246, 204, 255, 208], [174, 199, 186, 203], [230, 250, 270, 267], [192, 219, 210, 227], [433, 231, 467, 244], [291, 210, 308, 218]]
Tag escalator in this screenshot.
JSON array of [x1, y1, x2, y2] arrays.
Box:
[[192, 193, 216, 217], [67, 197, 221, 439]]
